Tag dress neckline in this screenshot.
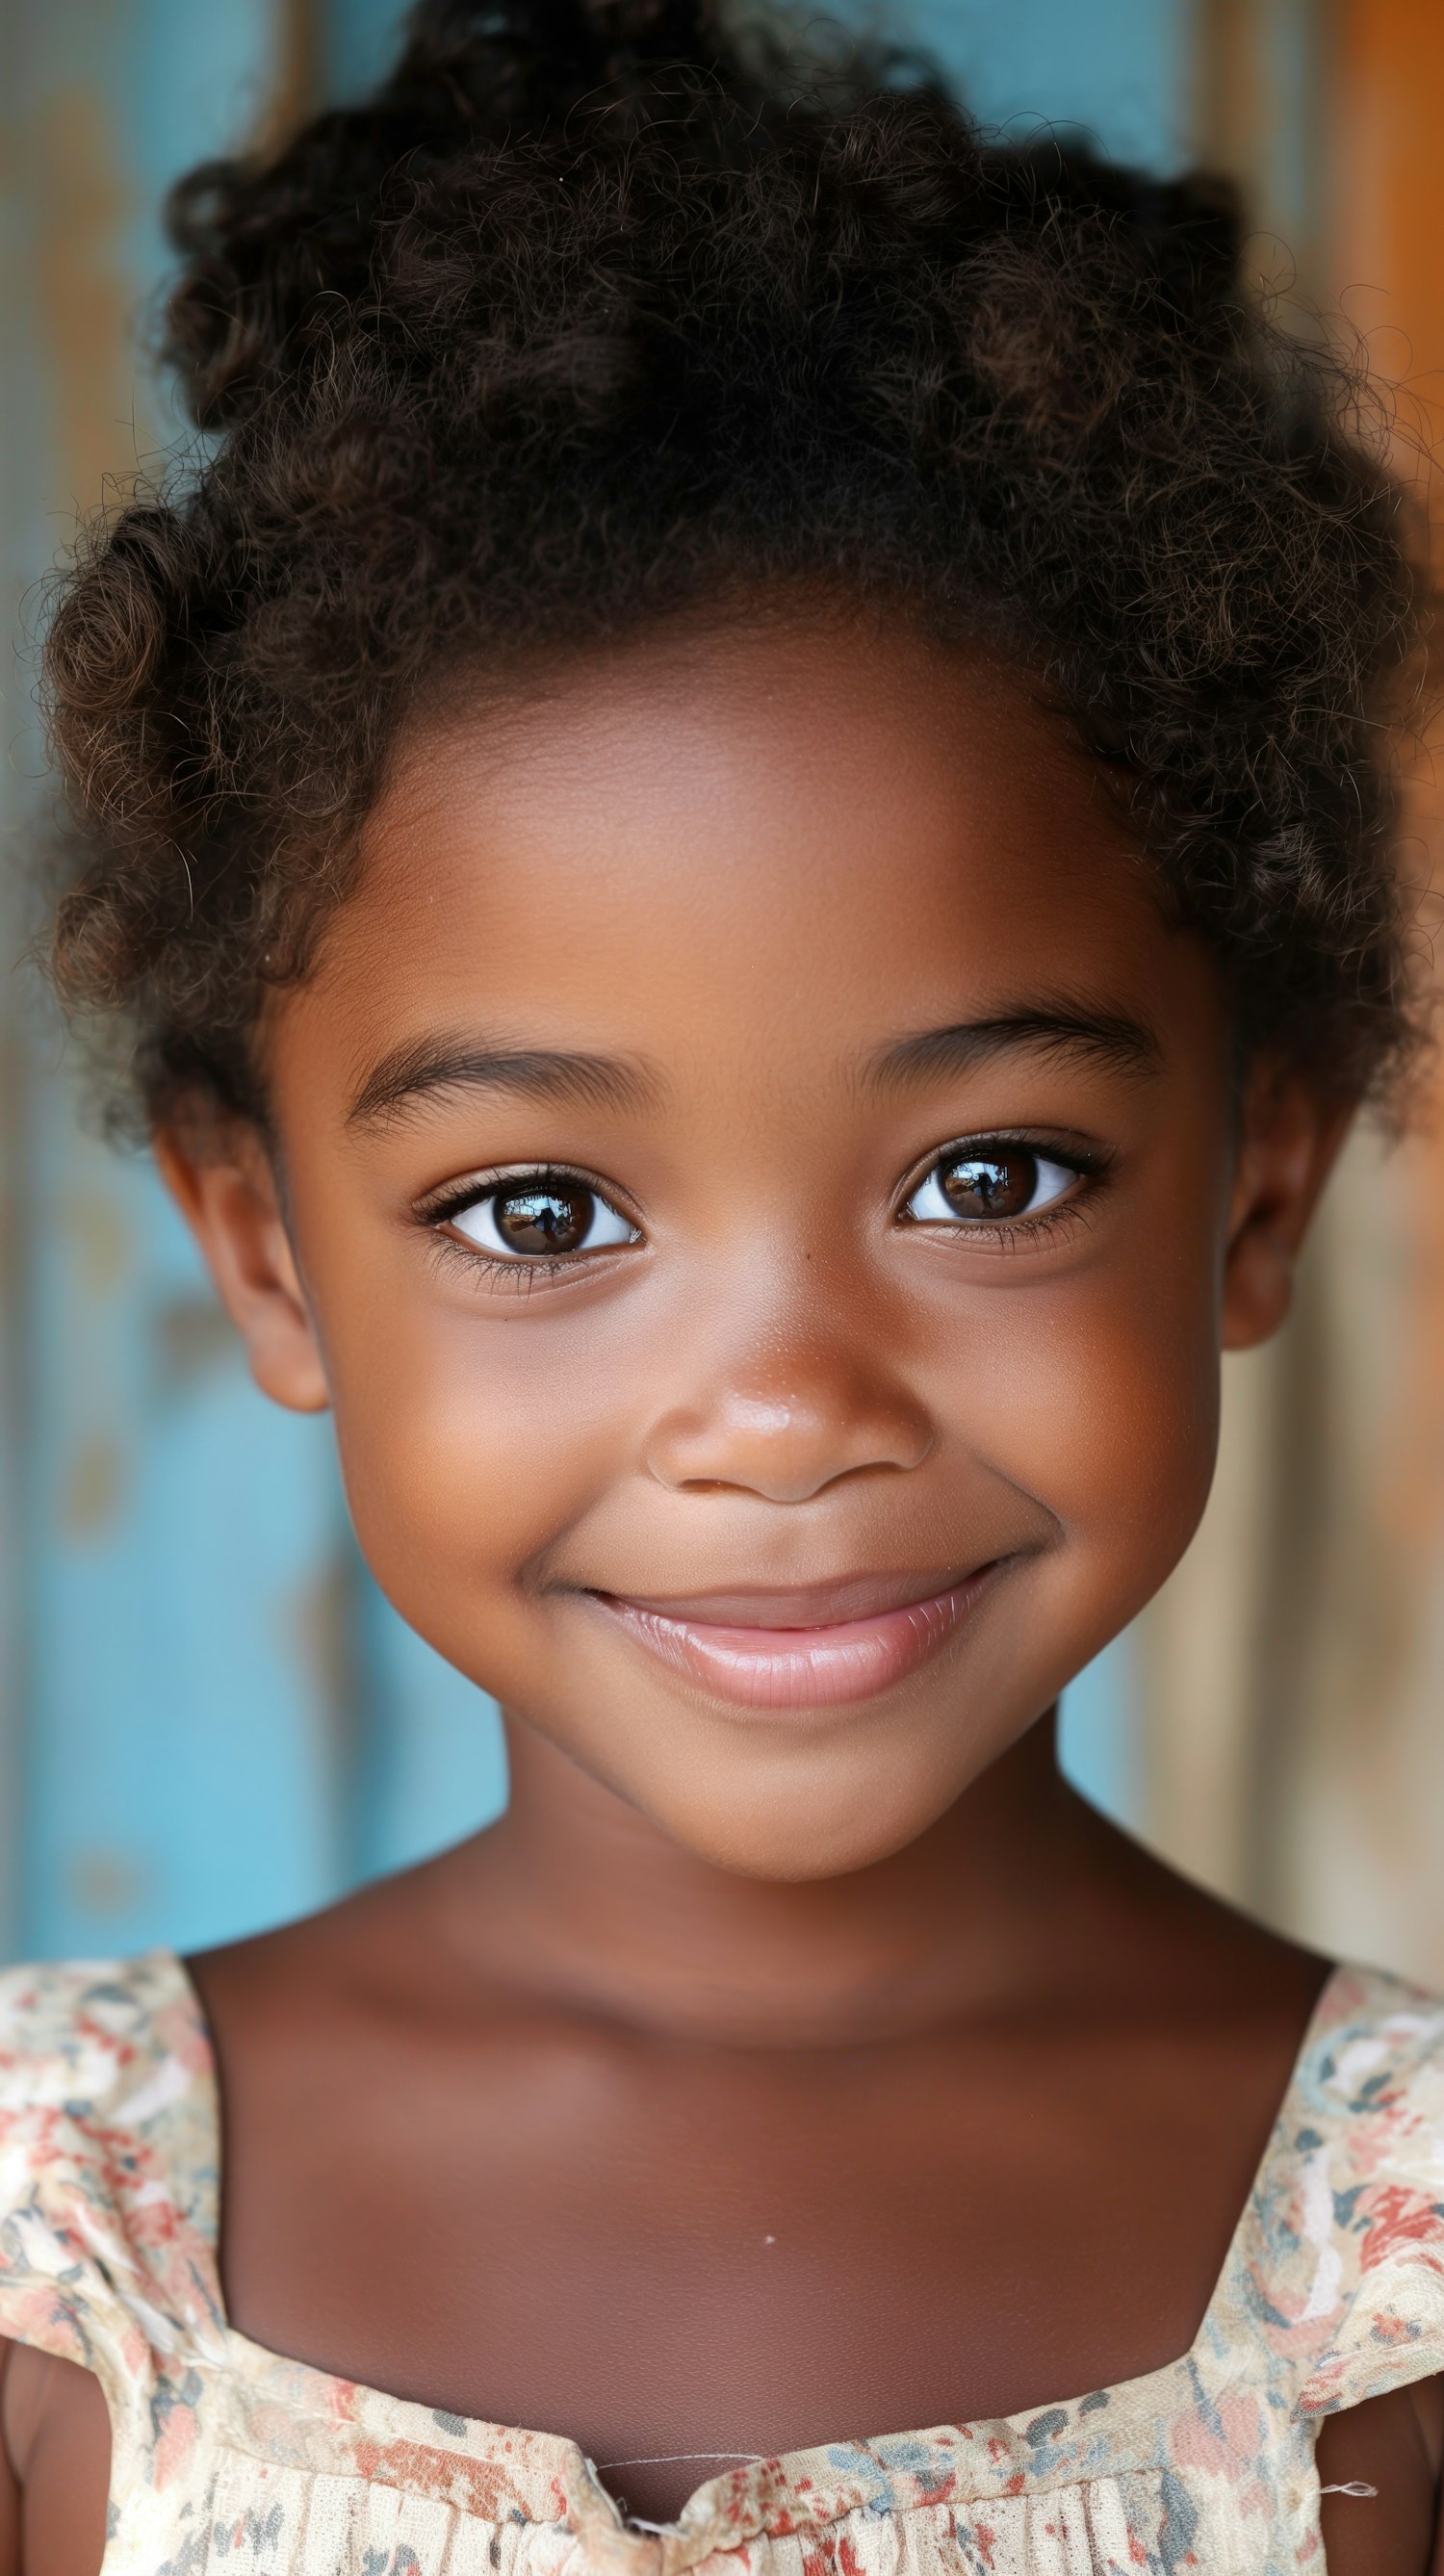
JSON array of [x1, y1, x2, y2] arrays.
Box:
[[159, 1945, 1346, 2542]]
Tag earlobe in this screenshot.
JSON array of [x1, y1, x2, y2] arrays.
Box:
[[1219, 1074, 1353, 1352], [154, 1125, 331, 1414]]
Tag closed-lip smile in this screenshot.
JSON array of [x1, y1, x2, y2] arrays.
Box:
[[589, 1564, 1001, 1711]]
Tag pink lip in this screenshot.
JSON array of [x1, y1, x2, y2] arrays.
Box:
[[593, 1570, 996, 1711]]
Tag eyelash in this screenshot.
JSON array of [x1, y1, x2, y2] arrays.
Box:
[[418, 1165, 632, 1294], [418, 1136, 1111, 1289], [898, 1134, 1110, 1254], [955, 1203, 1080, 1257]]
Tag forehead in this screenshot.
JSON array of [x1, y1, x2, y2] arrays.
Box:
[[299, 616, 1204, 1083]]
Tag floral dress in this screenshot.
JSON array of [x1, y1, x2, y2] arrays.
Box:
[[0, 1953, 1440, 2574]]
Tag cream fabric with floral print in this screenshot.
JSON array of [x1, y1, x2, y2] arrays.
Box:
[[0, 1955, 1440, 2575]]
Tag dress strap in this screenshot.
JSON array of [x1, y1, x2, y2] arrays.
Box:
[[1293, 1967, 1444, 2414], [0, 1952, 224, 2408], [1209, 1964, 1444, 2418]]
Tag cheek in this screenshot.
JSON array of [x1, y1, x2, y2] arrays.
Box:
[[940, 1225, 1222, 1609], [321, 1268, 643, 1598]]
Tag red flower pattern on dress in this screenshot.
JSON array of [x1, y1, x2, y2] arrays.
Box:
[[0, 1956, 1439, 2572]]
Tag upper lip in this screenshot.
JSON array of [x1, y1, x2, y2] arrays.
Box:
[[592, 1566, 992, 1630]]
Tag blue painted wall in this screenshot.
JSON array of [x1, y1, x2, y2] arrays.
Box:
[[5, 0, 1170, 1962], [852, 0, 1194, 167], [328, 0, 1195, 160]]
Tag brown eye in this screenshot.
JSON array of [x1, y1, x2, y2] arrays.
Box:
[[450, 1175, 637, 1261], [492, 1184, 594, 1253], [939, 1150, 1038, 1220], [904, 1146, 1074, 1226]]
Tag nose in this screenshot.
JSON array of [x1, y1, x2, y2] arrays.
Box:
[[643, 1337, 934, 1504]]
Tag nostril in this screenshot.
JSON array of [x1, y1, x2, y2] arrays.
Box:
[[659, 1456, 923, 1503], [643, 1379, 935, 1502]]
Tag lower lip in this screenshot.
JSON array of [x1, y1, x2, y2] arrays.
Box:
[[594, 1577, 993, 1711]]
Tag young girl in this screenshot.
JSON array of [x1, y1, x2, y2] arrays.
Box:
[[5, 3, 1441, 2568]]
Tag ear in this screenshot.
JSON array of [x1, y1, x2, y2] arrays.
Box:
[[155, 1123, 330, 1413], [1221, 1069, 1354, 1352]]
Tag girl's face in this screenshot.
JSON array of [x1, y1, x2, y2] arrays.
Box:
[[175, 616, 1336, 1878]]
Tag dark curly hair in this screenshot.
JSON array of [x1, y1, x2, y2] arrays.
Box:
[[40, 0, 1430, 1132]]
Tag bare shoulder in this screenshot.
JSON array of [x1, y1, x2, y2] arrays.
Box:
[[187, 1839, 490, 2022], [0, 2337, 109, 2576], [1315, 2377, 1444, 2576], [1057, 1802, 1331, 2066]]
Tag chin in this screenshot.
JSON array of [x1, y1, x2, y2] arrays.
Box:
[[634, 1763, 974, 1883]]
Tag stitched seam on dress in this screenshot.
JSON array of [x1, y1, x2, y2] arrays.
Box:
[[209, 2430, 559, 2521], [199, 2439, 1170, 2530], [198, 2421, 1174, 2531]]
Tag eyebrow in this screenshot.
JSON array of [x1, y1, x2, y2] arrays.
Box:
[[348, 1003, 1159, 1127], [863, 1006, 1162, 1094], [347, 1035, 661, 1128]]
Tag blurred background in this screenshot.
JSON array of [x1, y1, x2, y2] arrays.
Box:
[[2, 0, 1442, 1973]]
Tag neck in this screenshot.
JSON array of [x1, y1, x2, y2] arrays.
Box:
[[427, 1711, 1118, 2048]]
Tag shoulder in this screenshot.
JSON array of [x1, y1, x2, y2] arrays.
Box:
[[0, 1954, 222, 2386], [1301, 1960, 1444, 2113], [1295, 1962, 1444, 2231], [0, 1952, 206, 2121], [1259, 1964, 1444, 2416]]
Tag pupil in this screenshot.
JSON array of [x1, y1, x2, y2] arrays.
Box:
[[494, 1185, 591, 1255], [940, 1150, 1037, 1221]]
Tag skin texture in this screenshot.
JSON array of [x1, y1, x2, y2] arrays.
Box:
[[4, 614, 1439, 2571]]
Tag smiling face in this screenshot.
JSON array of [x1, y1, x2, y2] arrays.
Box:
[[169, 612, 1338, 1877]]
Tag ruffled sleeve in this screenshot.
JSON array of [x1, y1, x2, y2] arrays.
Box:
[[0, 1952, 225, 2530], [1286, 1971, 1444, 2415]]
